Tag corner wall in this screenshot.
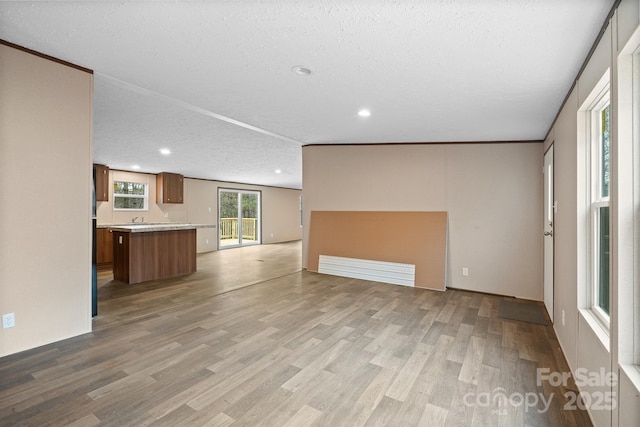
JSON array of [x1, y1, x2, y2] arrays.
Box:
[[546, 1, 640, 425], [302, 142, 543, 300], [0, 43, 93, 357]]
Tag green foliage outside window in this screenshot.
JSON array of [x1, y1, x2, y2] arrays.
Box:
[[113, 181, 147, 210]]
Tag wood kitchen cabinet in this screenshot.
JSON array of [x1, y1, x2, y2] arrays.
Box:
[[112, 228, 196, 284], [94, 164, 109, 202], [156, 172, 184, 204], [96, 227, 113, 270]]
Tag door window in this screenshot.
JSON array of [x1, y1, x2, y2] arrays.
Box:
[[218, 189, 261, 248]]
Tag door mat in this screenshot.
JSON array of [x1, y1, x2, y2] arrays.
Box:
[[498, 299, 550, 326]]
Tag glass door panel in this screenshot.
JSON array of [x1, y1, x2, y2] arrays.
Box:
[[218, 189, 260, 248], [219, 191, 239, 247], [240, 192, 259, 245]]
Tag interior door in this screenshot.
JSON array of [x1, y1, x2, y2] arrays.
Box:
[[218, 189, 261, 249], [543, 146, 554, 322]]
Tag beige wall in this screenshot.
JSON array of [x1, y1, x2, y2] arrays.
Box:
[[0, 44, 93, 357], [553, 85, 580, 370], [302, 142, 543, 300], [97, 171, 302, 252]]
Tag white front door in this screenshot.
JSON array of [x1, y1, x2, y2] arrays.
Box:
[[543, 146, 554, 322]]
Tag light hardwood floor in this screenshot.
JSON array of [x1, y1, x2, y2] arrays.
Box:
[[0, 241, 591, 426]]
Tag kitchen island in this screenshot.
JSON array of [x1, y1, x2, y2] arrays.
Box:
[[108, 223, 199, 284]]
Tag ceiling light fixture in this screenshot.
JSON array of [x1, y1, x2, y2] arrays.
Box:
[[131, 165, 140, 170], [275, 169, 282, 174], [291, 65, 312, 76], [358, 109, 371, 117], [159, 148, 171, 155]]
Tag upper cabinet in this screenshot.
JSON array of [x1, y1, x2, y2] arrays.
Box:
[[156, 172, 184, 204], [94, 164, 109, 202]]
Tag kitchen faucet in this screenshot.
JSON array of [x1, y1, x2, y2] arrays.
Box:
[[132, 217, 139, 223]]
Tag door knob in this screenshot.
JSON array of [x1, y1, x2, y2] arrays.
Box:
[[544, 231, 553, 237]]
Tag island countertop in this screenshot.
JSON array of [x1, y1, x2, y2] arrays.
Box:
[[98, 223, 215, 233]]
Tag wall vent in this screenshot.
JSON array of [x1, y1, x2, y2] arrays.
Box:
[[318, 255, 415, 287]]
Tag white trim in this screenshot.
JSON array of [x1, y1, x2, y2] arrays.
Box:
[[585, 87, 612, 327], [619, 363, 640, 401], [112, 181, 149, 211], [579, 308, 611, 352], [631, 34, 640, 373], [617, 25, 640, 369]]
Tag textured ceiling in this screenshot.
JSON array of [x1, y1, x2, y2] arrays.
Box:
[[0, 0, 614, 189]]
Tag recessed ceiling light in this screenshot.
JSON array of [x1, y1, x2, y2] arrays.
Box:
[[275, 169, 282, 174], [131, 165, 140, 170], [358, 109, 371, 117], [159, 148, 171, 155], [291, 65, 312, 76]]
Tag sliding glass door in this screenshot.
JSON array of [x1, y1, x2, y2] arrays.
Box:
[[218, 189, 261, 248]]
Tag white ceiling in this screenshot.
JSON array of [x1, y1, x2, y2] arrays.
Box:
[[0, 0, 614, 189]]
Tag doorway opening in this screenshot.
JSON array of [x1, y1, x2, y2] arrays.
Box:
[[218, 189, 261, 249]]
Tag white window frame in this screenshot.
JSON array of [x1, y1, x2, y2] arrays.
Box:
[[586, 86, 612, 330], [633, 43, 640, 368], [113, 181, 149, 211], [616, 23, 640, 387]]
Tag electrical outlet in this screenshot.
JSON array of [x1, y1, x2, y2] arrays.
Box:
[[462, 267, 469, 276], [562, 309, 565, 326], [206, 239, 209, 244], [2, 313, 15, 329]]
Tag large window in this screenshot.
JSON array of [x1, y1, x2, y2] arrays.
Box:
[[113, 181, 148, 210], [589, 93, 611, 325]]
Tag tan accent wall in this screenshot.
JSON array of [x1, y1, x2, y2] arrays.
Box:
[[302, 143, 543, 300], [0, 44, 93, 357], [308, 211, 448, 290], [97, 173, 302, 252]]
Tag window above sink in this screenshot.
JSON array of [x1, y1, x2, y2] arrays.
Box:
[[113, 181, 149, 211]]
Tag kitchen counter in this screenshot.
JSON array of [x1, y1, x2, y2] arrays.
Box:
[[108, 224, 206, 284], [99, 223, 215, 233]]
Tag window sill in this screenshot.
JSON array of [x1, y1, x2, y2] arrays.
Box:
[[578, 308, 611, 352]]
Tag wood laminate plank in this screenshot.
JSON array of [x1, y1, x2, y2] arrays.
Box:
[[0, 241, 592, 426], [419, 403, 449, 426], [384, 342, 432, 402], [281, 404, 322, 427], [363, 395, 405, 426], [67, 413, 101, 427], [458, 335, 485, 385], [340, 364, 400, 426], [255, 371, 333, 426]]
